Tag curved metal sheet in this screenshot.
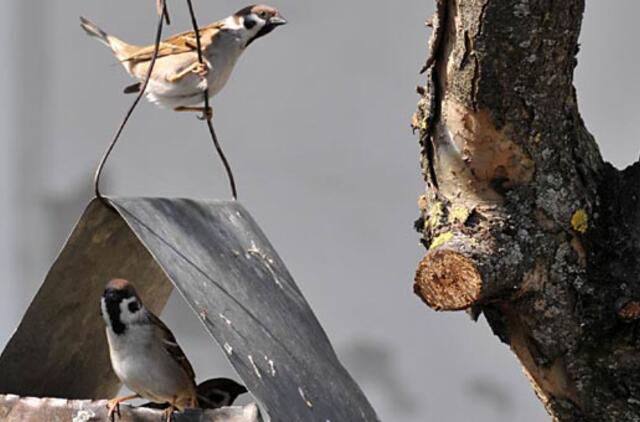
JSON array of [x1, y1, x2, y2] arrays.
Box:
[[0, 200, 173, 399], [111, 198, 378, 422], [0, 198, 378, 421]]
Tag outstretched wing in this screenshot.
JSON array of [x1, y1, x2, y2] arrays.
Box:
[[147, 311, 196, 381], [121, 22, 224, 63]]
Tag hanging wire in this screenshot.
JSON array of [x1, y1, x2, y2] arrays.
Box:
[[93, 0, 167, 203], [94, 0, 237, 202], [157, 0, 171, 24], [185, 0, 238, 200]]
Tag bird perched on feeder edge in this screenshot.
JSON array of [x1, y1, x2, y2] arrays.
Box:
[[100, 279, 198, 421], [80, 5, 287, 119], [143, 378, 248, 410]]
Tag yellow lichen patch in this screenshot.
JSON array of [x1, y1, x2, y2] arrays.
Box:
[[411, 113, 428, 132], [571, 209, 588, 234], [449, 205, 470, 224], [429, 232, 454, 250], [427, 201, 444, 228]]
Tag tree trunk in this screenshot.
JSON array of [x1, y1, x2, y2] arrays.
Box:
[[412, 1, 640, 420]]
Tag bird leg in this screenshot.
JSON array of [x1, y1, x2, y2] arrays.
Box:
[[166, 62, 209, 83], [193, 62, 209, 77], [162, 401, 177, 422], [106, 394, 139, 421], [174, 106, 213, 121]]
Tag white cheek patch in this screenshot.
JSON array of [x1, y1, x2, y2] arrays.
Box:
[[225, 15, 265, 41], [224, 16, 244, 31]]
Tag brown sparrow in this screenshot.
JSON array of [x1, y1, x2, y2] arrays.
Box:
[[143, 378, 248, 410], [80, 5, 286, 116], [100, 279, 197, 421]]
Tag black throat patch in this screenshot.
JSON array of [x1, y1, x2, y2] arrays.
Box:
[[104, 297, 126, 335], [103, 292, 127, 335], [246, 25, 275, 47]]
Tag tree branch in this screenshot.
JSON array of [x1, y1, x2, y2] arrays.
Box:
[[413, 0, 640, 420]]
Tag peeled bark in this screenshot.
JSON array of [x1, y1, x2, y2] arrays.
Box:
[[413, 1, 640, 420]]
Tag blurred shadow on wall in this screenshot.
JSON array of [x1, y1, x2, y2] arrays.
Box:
[[340, 339, 419, 415], [13, 1, 52, 301], [464, 377, 515, 416]]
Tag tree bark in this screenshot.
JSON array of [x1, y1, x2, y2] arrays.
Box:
[[412, 1, 640, 420]]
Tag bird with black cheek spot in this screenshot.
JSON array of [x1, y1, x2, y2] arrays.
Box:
[[80, 5, 287, 119], [143, 378, 249, 410], [100, 279, 198, 422]]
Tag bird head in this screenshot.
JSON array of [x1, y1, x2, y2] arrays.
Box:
[[100, 279, 145, 335], [232, 5, 287, 47], [197, 378, 249, 408]]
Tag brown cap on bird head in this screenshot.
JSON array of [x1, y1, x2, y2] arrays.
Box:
[[104, 278, 139, 301], [234, 5, 287, 45]]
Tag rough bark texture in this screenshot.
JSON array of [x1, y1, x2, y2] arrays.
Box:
[[0, 395, 261, 422], [412, 1, 640, 421]]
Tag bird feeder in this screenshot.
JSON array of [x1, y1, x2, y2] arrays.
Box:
[[0, 198, 378, 421]]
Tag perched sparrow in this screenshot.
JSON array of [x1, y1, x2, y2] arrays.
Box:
[[100, 279, 197, 421], [80, 5, 286, 116], [144, 378, 248, 410], [193, 378, 248, 409]]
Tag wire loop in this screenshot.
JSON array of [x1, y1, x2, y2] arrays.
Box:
[[94, 0, 238, 203]]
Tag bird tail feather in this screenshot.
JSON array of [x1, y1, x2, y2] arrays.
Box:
[[80, 17, 134, 61]]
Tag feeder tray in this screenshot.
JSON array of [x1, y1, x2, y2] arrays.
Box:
[[0, 198, 378, 422]]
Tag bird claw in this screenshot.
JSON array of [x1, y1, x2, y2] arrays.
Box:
[[162, 406, 176, 422], [166, 62, 208, 83], [106, 399, 121, 422], [193, 62, 209, 78], [198, 107, 213, 121], [174, 106, 213, 120]]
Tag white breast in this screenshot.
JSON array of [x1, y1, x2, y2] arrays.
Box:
[[205, 30, 246, 96], [106, 324, 194, 404], [144, 30, 246, 109]]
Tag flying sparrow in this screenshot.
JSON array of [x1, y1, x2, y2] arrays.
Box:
[[80, 5, 287, 116], [100, 279, 198, 421]]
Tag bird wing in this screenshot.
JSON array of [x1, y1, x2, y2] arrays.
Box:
[[148, 312, 196, 381], [121, 21, 225, 63]]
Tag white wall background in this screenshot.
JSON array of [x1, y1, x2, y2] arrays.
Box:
[[0, 1, 638, 421], [0, 2, 18, 339]]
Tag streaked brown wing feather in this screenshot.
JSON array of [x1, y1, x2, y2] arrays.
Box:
[[122, 22, 224, 63], [148, 312, 196, 381]]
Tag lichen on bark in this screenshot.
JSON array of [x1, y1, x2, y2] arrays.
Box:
[[412, 1, 640, 420]]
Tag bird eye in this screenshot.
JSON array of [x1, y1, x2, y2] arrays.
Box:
[[128, 301, 140, 313], [258, 11, 268, 19], [244, 15, 257, 29]]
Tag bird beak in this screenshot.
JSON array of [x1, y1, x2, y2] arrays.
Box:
[[268, 15, 287, 27]]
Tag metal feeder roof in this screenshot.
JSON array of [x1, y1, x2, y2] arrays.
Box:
[[0, 198, 378, 422]]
